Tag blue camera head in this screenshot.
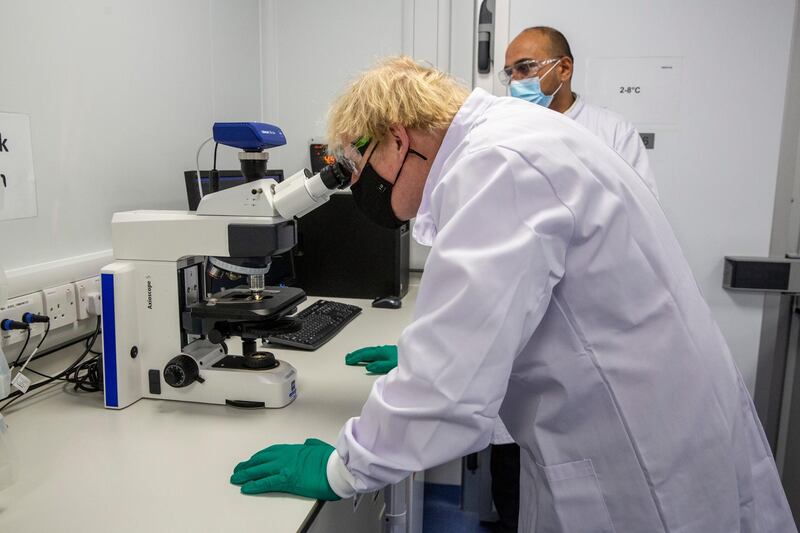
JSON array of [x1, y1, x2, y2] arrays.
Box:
[[212, 122, 286, 152]]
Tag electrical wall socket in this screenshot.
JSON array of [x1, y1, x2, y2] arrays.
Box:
[[43, 284, 77, 329], [75, 276, 101, 320], [0, 292, 44, 346]]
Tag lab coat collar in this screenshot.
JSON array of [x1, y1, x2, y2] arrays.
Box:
[[563, 92, 583, 119], [412, 88, 495, 246]]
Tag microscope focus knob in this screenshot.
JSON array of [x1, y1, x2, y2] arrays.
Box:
[[164, 355, 200, 388], [208, 328, 225, 345]]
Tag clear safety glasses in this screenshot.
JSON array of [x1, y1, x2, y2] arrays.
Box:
[[498, 58, 561, 86], [338, 136, 372, 174]]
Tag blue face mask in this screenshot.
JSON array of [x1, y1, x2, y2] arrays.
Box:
[[508, 60, 562, 107]]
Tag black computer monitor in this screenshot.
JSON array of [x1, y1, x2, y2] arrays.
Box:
[[183, 169, 284, 211]]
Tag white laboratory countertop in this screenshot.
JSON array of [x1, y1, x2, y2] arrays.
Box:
[[0, 278, 419, 533]]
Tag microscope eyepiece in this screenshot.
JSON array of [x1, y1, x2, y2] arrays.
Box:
[[319, 160, 353, 190]]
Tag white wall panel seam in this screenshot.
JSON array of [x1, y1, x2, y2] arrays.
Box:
[[403, 0, 415, 56]]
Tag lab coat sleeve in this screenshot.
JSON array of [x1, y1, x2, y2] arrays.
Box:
[[329, 147, 575, 494], [613, 121, 659, 198]]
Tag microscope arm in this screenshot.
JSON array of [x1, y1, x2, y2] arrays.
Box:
[[195, 161, 352, 220]]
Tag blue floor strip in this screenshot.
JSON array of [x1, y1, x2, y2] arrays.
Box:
[[422, 482, 493, 533]]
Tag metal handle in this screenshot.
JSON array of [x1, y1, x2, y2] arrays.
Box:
[[466, 452, 479, 472], [383, 478, 408, 533], [477, 0, 495, 74]]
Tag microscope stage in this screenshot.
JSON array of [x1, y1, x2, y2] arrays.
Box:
[[190, 286, 306, 321]]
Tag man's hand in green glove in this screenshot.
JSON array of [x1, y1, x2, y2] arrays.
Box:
[[230, 438, 340, 500], [345, 345, 398, 374]]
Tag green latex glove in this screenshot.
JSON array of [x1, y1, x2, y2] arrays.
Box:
[[345, 344, 398, 374], [230, 438, 340, 500]]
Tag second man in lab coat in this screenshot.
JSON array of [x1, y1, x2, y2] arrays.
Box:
[[503, 26, 658, 197]]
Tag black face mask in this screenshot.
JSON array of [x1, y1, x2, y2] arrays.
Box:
[[350, 143, 427, 229]]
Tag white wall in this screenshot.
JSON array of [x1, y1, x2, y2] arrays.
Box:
[[259, 0, 409, 174], [504, 0, 797, 389], [0, 0, 261, 280]]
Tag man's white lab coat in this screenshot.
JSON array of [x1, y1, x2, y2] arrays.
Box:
[[326, 88, 795, 532], [492, 93, 658, 447], [566, 93, 658, 198]]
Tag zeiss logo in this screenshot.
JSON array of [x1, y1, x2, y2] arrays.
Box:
[[146, 280, 153, 309], [261, 130, 280, 136]]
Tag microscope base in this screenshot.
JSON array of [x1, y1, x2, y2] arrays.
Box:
[[145, 359, 297, 409]]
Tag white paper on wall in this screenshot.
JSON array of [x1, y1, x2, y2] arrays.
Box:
[[0, 112, 38, 221], [585, 57, 683, 125]]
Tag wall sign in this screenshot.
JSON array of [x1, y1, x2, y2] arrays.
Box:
[[0, 112, 38, 221], [639, 132, 655, 149], [585, 57, 682, 125]]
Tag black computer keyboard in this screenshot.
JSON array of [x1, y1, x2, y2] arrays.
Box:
[[267, 299, 362, 350]]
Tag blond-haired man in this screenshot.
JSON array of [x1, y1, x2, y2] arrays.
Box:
[[230, 57, 795, 533]]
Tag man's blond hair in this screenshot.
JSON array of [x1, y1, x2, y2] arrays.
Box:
[[326, 56, 470, 155]]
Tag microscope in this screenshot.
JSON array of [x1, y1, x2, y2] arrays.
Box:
[[101, 123, 352, 409]]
